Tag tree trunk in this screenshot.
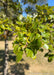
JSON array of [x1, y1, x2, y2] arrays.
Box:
[[3, 0, 9, 75], [4, 37, 9, 75]]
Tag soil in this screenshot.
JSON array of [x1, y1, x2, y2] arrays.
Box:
[[0, 41, 54, 75]]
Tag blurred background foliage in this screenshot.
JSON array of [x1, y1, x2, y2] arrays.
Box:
[[0, 0, 54, 62]]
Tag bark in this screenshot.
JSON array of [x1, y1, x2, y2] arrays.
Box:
[[3, 0, 9, 75], [3, 0, 8, 16], [4, 38, 9, 75]]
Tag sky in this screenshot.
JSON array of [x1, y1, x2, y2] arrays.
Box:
[[48, 0, 54, 6], [22, 0, 54, 17]]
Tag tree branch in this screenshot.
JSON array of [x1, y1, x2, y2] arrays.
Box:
[[22, 42, 28, 49]]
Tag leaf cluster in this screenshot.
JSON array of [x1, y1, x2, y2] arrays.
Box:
[[13, 5, 54, 62]]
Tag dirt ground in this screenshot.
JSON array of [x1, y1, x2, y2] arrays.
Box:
[[0, 41, 54, 75]]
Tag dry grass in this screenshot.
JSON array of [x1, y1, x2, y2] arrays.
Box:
[[0, 41, 54, 75]]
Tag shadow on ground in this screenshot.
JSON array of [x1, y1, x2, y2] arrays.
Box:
[[0, 50, 29, 75], [9, 63, 29, 75], [0, 50, 5, 75], [8, 50, 29, 75]]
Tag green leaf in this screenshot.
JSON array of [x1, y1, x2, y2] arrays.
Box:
[[36, 39, 42, 50], [42, 32, 50, 39], [30, 33, 35, 41], [6, 27, 12, 31], [25, 48, 34, 58], [1, 25, 5, 30], [35, 33, 41, 39], [32, 22, 38, 29], [48, 45, 54, 50], [18, 32, 23, 38], [16, 50, 23, 62], [13, 45, 18, 54], [43, 44, 49, 49], [48, 56, 53, 62], [25, 48, 36, 59], [16, 21, 24, 25], [22, 37, 27, 44]]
